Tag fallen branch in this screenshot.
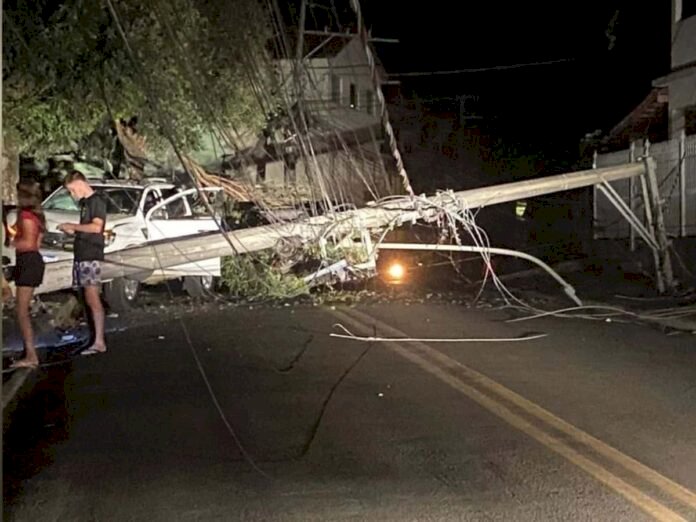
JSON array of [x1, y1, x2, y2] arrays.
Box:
[[181, 155, 254, 202]]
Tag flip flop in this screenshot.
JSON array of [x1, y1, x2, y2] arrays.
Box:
[[81, 347, 107, 356], [9, 360, 39, 370]]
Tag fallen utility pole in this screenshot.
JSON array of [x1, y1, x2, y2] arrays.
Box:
[[31, 161, 666, 296]]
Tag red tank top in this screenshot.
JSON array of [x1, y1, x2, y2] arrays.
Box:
[[15, 209, 43, 252]]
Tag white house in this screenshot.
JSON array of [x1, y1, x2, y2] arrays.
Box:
[[596, 0, 695, 151], [246, 33, 400, 205], [653, 0, 696, 137], [593, 1, 696, 241], [273, 32, 387, 134]]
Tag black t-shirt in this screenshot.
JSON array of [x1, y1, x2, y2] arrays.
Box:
[[74, 193, 107, 261]]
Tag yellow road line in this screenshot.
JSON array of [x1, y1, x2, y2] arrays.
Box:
[[332, 309, 693, 521], [341, 307, 696, 510]]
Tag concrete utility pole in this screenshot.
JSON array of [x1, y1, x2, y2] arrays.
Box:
[[29, 162, 655, 296]]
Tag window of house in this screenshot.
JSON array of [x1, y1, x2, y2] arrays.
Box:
[[685, 106, 696, 136], [364, 89, 374, 115], [349, 84, 357, 109], [678, 0, 696, 20], [330, 75, 341, 103]]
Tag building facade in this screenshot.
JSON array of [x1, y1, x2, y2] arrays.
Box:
[[654, 0, 696, 137]]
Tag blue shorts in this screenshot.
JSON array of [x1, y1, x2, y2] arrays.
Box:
[[73, 260, 103, 288]]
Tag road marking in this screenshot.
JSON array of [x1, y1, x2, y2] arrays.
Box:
[[332, 308, 695, 522], [340, 307, 696, 510]]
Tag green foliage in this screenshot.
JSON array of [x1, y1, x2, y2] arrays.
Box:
[[221, 252, 309, 301], [303, 240, 370, 266], [3, 0, 272, 158], [220, 238, 371, 301]]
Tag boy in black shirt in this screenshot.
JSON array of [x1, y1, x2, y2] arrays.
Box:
[[58, 171, 108, 355]]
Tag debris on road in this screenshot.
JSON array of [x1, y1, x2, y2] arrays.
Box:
[[329, 323, 548, 343]]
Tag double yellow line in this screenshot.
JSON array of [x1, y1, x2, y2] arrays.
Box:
[[331, 307, 696, 522]]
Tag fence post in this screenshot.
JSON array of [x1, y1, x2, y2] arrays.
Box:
[[679, 129, 686, 238]]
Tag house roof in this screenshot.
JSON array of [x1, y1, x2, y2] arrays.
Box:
[[268, 31, 389, 74], [221, 98, 383, 169], [268, 32, 350, 60], [653, 60, 696, 86], [307, 101, 379, 132], [278, 100, 382, 157], [600, 87, 668, 150]]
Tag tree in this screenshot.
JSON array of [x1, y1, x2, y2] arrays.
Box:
[[2, 0, 273, 162]]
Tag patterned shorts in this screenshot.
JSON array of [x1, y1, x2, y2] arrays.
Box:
[[73, 260, 103, 288]]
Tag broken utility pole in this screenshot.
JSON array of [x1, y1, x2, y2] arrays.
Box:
[[643, 157, 675, 291], [27, 161, 678, 297]]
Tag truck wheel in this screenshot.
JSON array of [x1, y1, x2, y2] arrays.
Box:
[[104, 278, 140, 312], [183, 275, 217, 298]]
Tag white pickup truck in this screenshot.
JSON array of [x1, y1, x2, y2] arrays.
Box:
[[4, 179, 226, 310]]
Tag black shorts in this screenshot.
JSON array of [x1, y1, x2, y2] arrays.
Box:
[[13, 251, 45, 288]]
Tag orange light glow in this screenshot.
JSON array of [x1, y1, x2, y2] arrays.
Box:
[[387, 262, 405, 280]]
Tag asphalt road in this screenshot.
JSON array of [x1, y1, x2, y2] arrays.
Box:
[[4, 302, 696, 521]]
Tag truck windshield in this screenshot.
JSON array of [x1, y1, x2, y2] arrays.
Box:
[[43, 187, 143, 215]]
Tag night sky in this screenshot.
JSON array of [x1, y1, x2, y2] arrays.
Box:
[[363, 1, 672, 149]]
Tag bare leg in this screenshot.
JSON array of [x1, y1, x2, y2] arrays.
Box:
[[2, 276, 12, 303], [84, 285, 106, 352], [12, 286, 39, 368]]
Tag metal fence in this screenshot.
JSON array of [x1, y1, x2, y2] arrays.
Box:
[[593, 132, 696, 240]]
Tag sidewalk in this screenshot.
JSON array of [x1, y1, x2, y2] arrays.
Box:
[[498, 256, 696, 334]]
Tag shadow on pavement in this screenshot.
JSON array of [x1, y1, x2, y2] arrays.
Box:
[[3, 363, 73, 519]]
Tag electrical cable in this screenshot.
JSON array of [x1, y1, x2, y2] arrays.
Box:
[[330, 323, 547, 343], [105, 0, 272, 478]]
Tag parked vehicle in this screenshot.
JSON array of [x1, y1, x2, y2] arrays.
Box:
[[5, 179, 227, 311]]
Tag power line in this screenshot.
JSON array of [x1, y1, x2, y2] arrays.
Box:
[[104, 0, 273, 479], [389, 58, 575, 77], [347, 0, 415, 197]]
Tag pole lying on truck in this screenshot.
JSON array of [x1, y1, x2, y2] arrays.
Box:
[[29, 159, 674, 296]]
